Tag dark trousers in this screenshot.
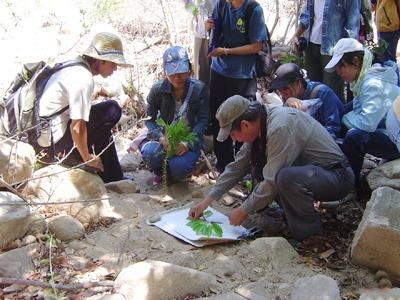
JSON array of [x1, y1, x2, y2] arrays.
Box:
[[52, 100, 123, 183], [379, 30, 400, 62], [341, 128, 400, 184], [209, 70, 257, 172], [305, 42, 345, 102], [275, 164, 354, 240]]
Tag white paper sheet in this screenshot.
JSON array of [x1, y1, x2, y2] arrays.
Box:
[[147, 204, 248, 247]]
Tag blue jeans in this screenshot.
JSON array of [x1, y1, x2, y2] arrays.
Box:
[[140, 141, 200, 180], [341, 128, 400, 184], [379, 30, 400, 62]]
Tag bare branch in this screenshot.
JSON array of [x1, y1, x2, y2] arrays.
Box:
[[0, 277, 114, 292]]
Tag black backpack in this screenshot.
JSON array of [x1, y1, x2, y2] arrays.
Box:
[[0, 60, 89, 147], [218, 0, 280, 78]]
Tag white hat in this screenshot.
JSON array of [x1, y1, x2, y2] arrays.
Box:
[[325, 38, 364, 73]]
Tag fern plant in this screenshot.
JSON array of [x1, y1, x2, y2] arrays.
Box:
[[156, 118, 198, 187]]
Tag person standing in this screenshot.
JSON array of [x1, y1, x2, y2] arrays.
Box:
[[375, 0, 400, 62], [291, 0, 361, 101], [206, 0, 268, 173]]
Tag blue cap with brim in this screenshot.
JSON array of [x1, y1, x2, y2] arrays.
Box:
[[163, 45, 190, 75]]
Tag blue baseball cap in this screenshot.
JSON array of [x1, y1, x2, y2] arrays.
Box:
[[163, 46, 190, 75]]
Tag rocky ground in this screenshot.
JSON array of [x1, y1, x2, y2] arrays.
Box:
[[1, 1, 400, 299]]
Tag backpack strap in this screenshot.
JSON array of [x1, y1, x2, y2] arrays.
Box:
[[244, 1, 273, 55], [310, 83, 322, 99]]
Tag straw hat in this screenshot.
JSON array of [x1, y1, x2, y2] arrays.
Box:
[[83, 32, 132, 67]]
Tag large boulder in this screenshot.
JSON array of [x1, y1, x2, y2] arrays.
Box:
[[114, 260, 216, 300], [367, 159, 400, 190], [0, 243, 39, 279], [23, 164, 108, 224], [351, 187, 400, 280], [0, 192, 30, 248], [0, 138, 35, 187]]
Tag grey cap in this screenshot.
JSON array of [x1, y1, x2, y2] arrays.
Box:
[[216, 95, 250, 142]]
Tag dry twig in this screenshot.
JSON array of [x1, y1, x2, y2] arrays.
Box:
[[0, 277, 114, 292]]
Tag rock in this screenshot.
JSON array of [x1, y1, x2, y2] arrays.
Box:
[[351, 187, 400, 279], [0, 243, 39, 278], [367, 159, 400, 190], [47, 215, 85, 241], [114, 260, 216, 300], [248, 237, 300, 271], [359, 288, 400, 300], [21, 235, 37, 246], [0, 138, 35, 187], [98, 294, 127, 300], [102, 193, 150, 219], [115, 137, 142, 172], [291, 274, 340, 300], [26, 213, 47, 235], [24, 164, 108, 224], [0, 192, 30, 248], [200, 292, 247, 300], [105, 179, 137, 194], [213, 253, 240, 277], [68, 255, 89, 271], [221, 194, 237, 206]]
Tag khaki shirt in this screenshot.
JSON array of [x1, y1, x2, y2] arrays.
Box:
[[208, 107, 347, 214]]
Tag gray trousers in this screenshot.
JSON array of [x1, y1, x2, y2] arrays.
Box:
[[193, 36, 211, 87], [275, 164, 354, 240]]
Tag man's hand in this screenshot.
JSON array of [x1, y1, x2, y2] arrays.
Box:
[[175, 142, 188, 156], [208, 47, 225, 58], [285, 97, 306, 111], [204, 18, 214, 32], [85, 153, 104, 172], [229, 207, 248, 226], [188, 197, 213, 219], [289, 35, 300, 53]]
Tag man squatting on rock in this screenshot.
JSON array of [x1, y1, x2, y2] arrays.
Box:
[[189, 95, 355, 240]]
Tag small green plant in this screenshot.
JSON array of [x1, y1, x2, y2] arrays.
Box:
[[279, 52, 304, 68], [243, 179, 253, 192], [156, 118, 197, 187], [186, 210, 223, 237]]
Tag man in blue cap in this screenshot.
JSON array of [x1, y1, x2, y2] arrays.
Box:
[[139, 46, 209, 186]]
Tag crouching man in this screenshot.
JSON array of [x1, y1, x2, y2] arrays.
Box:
[[189, 95, 354, 240], [37, 32, 131, 183]]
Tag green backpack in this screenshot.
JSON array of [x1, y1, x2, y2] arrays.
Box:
[[0, 60, 89, 146]]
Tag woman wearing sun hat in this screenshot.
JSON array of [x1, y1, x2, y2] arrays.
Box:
[[325, 38, 400, 194], [140, 45, 209, 186], [37, 31, 131, 183]]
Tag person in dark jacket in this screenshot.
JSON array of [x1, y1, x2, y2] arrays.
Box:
[[271, 63, 343, 140], [140, 46, 209, 185]]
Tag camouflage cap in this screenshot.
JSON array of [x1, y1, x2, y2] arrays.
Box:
[[216, 95, 250, 142]]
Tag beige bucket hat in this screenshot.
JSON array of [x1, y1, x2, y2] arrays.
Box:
[[83, 32, 132, 67]]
